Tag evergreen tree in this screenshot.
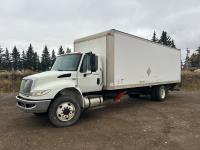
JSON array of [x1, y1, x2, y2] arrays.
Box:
[[66, 48, 71, 53], [196, 46, 200, 68], [36, 54, 41, 71], [0, 45, 4, 69], [158, 31, 171, 46], [58, 46, 64, 55], [11, 46, 21, 70], [51, 49, 56, 66], [41, 46, 51, 71], [152, 31, 158, 42], [171, 40, 176, 48], [190, 53, 199, 68], [3, 48, 12, 70], [32, 52, 40, 71], [26, 44, 34, 70], [21, 50, 27, 70]]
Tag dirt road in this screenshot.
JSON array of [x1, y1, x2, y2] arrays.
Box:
[[0, 91, 200, 150]]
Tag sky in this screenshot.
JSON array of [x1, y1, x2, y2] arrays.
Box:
[[0, 0, 200, 60]]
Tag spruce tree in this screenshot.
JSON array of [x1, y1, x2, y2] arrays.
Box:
[[36, 54, 41, 71], [58, 46, 64, 55], [51, 49, 56, 66], [26, 44, 34, 70], [3, 48, 12, 70], [0, 45, 4, 69], [171, 40, 176, 48], [66, 48, 71, 53], [11, 46, 21, 70], [158, 31, 171, 46], [41, 46, 51, 71], [32, 52, 40, 71], [21, 50, 27, 70], [196, 46, 200, 68], [152, 31, 157, 42], [190, 53, 199, 68]]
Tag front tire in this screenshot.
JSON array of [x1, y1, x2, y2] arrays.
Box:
[[48, 96, 81, 127]]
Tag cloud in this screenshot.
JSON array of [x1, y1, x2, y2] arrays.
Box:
[[0, 0, 200, 59]]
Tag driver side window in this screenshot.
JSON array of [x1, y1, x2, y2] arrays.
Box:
[[80, 55, 91, 73]]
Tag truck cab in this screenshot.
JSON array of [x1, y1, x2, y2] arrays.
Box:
[[16, 52, 103, 127]]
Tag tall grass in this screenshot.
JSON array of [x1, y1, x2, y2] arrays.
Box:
[[181, 70, 200, 90], [0, 70, 37, 93]]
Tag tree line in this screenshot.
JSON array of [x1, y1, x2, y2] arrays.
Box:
[[151, 31, 200, 69], [151, 30, 176, 48], [0, 44, 71, 71], [184, 46, 200, 69], [1, 31, 199, 72]]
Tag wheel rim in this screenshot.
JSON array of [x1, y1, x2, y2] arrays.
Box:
[[160, 88, 166, 99], [56, 102, 76, 122]]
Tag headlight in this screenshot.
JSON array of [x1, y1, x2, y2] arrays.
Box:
[[31, 90, 51, 96]]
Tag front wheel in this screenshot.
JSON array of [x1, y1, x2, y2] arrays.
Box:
[[48, 96, 81, 127]]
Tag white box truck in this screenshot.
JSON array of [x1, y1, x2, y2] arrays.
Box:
[[16, 29, 181, 127]]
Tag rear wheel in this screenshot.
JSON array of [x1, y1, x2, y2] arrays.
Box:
[[48, 96, 81, 127], [151, 85, 167, 101]]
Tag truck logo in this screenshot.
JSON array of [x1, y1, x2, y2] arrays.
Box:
[[147, 67, 151, 76]]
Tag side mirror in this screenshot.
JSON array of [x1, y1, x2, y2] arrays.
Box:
[[90, 54, 98, 72]]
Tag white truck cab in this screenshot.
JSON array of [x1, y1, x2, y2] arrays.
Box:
[[16, 29, 181, 127], [16, 52, 104, 127]]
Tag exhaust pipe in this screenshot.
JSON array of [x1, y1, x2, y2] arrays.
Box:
[[84, 96, 104, 109]]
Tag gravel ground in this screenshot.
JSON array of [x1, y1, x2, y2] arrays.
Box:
[[0, 91, 200, 150]]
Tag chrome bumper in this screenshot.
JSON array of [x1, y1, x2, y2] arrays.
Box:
[[16, 95, 51, 113]]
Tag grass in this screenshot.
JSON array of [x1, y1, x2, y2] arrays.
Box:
[[181, 70, 200, 90], [0, 70, 37, 93], [0, 70, 200, 93]]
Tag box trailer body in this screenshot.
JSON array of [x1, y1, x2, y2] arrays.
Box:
[[16, 29, 181, 127], [74, 29, 181, 90]]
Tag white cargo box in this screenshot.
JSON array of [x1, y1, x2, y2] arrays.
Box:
[[74, 29, 181, 90]]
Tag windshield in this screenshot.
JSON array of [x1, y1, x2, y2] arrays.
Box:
[[51, 54, 82, 71]]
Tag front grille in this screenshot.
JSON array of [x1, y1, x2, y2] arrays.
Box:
[[20, 79, 33, 95]]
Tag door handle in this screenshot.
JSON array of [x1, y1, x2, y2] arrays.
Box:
[[97, 78, 100, 85], [83, 72, 92, 77]]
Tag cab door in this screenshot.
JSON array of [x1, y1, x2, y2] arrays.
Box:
[[77, 53, 102, 93]]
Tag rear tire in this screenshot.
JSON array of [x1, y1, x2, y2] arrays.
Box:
[[48, 96, 81, 127], [151, 86, 167, 101]]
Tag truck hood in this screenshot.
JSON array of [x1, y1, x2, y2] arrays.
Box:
[[24, 70, 74, 80], [24, 71, 77, 91]]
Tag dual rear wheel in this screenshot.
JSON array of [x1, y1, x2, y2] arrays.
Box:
[[151, 85, 168, 101], [128, 85, 168, 102]]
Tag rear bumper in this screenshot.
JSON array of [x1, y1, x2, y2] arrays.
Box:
[[16, 95, 51, 113]]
